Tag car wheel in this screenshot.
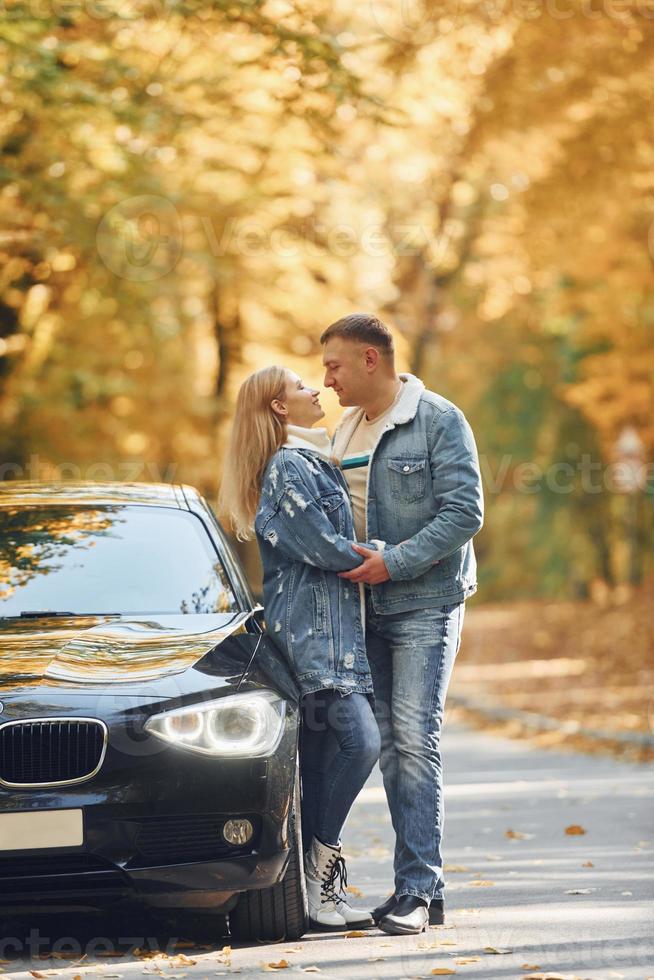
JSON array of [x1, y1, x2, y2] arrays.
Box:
[[229, 771, 308, 942]]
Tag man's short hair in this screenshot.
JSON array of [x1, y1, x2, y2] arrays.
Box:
[[320, 313, 395, 357]]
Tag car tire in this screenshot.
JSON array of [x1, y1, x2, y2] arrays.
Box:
[[229, 771, 308, 942]]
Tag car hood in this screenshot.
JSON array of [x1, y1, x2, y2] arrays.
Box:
[[0, 612, 252, 690]]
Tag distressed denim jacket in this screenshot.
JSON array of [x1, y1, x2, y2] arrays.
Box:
[[254, 446, 379, 698], [332, 374, 484, 615]]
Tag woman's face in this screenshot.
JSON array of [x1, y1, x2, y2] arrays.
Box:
[[273, 370, 324, 427]]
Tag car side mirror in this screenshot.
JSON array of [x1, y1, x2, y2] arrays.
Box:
[[251, 604, 266, 630]]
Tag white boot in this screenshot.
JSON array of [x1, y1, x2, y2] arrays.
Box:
[[305, 837, 373, 931], [305, 837, 347, 930]]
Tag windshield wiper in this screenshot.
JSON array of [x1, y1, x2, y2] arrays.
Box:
[[16, 611, 121, 619], [19, 611, 76, 618]]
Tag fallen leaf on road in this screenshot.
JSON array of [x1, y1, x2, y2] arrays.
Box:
[[521, 966, 540, 971], [582, 861, 594, 867], [263, 960, 290, 971], [564, 888, 594, 894], [505, 829, 527, 839], [522, 974, 587, 980], [368, 957, 387, 962], [564, 824, 586, 835], [301, 968, 321, 973], [468, 880, 494, 886], [169, 954, 197, 967], [133, 948, 158, 960], [346, 885, 364, 897], [454, 957, 480, 964], [431, 970, 456, 976], [444, 864, 469, 872], [484, 947, 512, 954], [220, 946, 232, 966], [283, 948, 303, 953], [345, 930, 367, 938]]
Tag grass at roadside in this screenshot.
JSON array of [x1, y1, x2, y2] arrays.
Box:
[[449, 580, 654, 763]]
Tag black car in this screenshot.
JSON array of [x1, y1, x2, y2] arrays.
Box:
[[0, 480, 307, 941]]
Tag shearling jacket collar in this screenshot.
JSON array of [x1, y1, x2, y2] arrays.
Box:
[[331, 373, 425, 460]]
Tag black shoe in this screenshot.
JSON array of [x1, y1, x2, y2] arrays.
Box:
[[371, 893, 397, 925], [379, 895, 429, 935], [429, 897, 445, 925]]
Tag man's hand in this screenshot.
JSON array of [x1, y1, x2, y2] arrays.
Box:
[[338, 544, 391, 584]]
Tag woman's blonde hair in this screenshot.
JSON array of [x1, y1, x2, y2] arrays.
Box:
[[218, 365, 288, 540]]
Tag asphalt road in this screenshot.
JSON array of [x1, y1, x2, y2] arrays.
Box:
[[2, 721, 652, 980]]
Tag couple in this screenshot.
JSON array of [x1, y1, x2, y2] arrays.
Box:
[[220, 313, 484, 936]]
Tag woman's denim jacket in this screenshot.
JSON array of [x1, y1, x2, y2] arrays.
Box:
[[254, 447, 378, 698]]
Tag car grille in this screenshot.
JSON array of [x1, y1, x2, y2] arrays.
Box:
[[133, 813, 260, 864], [0, 718, 107, 787], [0, 853, 127, 899]]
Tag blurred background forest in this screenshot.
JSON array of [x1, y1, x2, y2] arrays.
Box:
[[1, 1, 653, 746]]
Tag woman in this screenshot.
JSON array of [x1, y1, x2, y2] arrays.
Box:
[[219, 365, 381, 931]]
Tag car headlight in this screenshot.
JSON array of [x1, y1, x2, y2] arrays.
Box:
[[144, 690, 286, 758]]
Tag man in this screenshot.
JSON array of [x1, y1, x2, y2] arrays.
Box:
[[321, 313, 484, 936]]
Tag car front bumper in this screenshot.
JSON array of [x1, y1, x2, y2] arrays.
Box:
[[0, 703, 299, 913]]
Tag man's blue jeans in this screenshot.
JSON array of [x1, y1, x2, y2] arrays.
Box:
[[366, 596, 466, 903]]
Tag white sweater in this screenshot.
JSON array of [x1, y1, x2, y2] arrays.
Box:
[[283, 424, 332, 459]]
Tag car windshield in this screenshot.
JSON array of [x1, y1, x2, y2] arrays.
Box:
[[0, 504, 239, 616]]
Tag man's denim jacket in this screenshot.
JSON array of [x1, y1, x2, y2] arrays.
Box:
[[332, 373, 484, 615], [255, 447, 379, 698]]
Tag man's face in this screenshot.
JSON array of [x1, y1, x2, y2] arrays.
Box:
[[322, 337, 369, 407]]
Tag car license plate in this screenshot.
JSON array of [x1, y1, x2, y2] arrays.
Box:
[[0, 809, 84, 851]]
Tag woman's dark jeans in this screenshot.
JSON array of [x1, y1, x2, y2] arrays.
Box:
[[299, 689, 381, 850]]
